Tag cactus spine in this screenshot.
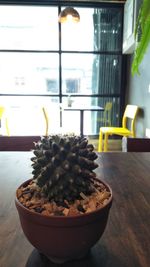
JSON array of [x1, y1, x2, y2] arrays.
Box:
[[31, 134, 98, 204]]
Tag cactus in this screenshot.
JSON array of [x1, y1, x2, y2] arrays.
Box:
[[31, 134, 98, 204]]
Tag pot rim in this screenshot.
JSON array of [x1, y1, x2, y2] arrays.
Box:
[[15, 178, 113, 220]]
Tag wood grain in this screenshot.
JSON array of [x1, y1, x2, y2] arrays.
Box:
[[0, 152, 150, 267], [0, 136, 40, 151]]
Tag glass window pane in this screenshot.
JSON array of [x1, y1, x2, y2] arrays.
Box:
[[61, 7, 122, 52], [62, 110, 80, 135], [0, 52, 59, 95], [0, 96, 60, 136], [61, 96, 120, 135], [0, 4, 123, 138], [62, 96, 93, 135], [61, 7, 94, 51], [85, 97, 120, 135], [92, 55, 122, 95], [92, 97, 120, 134], [93, 8, 122, 52], [61, 96, 103, 135], [61, 54, 121, 95], [62, 53, 95, 95], [0, 6, 58, 50]]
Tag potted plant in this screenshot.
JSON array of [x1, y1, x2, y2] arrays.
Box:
[[132, 0, 150, 75], [15, 134, 112, 263]]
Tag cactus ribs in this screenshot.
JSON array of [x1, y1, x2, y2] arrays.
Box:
[[17, 134, 111, 216]]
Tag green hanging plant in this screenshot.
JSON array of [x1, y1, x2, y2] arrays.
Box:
[[131, 0, 150, 75]]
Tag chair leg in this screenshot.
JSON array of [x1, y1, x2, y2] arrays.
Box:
[[104, 133, 108, 152], [98, 130, 103, 152]]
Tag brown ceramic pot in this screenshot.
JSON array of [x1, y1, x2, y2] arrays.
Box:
[[15, 178, 112, 263]]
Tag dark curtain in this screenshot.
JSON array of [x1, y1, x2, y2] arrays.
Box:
[[92, 8, 122, 133]]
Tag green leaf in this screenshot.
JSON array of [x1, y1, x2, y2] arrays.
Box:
[[132, 0, 150, 75]]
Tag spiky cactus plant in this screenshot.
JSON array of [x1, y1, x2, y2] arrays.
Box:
[[31, 134, 98, 204]]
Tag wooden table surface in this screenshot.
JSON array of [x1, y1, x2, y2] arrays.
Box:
[[0, 152, 150, 267]]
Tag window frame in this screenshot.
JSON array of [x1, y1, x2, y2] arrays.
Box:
[[0, 1, 126, 137]]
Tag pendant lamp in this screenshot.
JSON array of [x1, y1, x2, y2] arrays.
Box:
[[58, 7, 80, 23]]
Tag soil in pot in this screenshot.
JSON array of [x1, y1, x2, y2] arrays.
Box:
[[16, 178, 111, 217]]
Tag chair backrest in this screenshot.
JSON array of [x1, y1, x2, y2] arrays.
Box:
[[103, 102, 113, 126], [0, 106, 10, 135], [0, 106, 5, 119], [42, 107, 49, 136], [105, 102, 112, 111], [42, 105, 61, 136], [122, 105, 139, 137]]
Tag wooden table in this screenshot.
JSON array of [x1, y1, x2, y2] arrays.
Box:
[[63, 105, 104, 136], [0, 152, 150, 267]]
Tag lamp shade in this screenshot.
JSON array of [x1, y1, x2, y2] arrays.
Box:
[[58, 7, 80, 23]]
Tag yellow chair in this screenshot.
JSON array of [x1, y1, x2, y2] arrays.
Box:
[[97, 102, 112, 127], [42, 107, 49, 136], [0, 106, 10, 136], [98, 104, 139, 152]]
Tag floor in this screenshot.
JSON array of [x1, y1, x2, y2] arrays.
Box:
[[90, 139, 122, 152]]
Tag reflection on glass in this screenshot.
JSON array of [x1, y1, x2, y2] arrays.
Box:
[[0, 53, 59, 94], [0, 6, 58, 50], [0, 96, 60, 136], [92, 55, 121, 95], [61, 7, 122, 52], [61, 8, 94, 51], [93, 8, 122, 51], [61, 96, 120, 135], [62, 54, 121, 95], [62, 110, 80, 135], [0, 5, 123, 136]]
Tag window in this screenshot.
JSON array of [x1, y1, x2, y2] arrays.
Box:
[[0, 3, 124, 136]]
